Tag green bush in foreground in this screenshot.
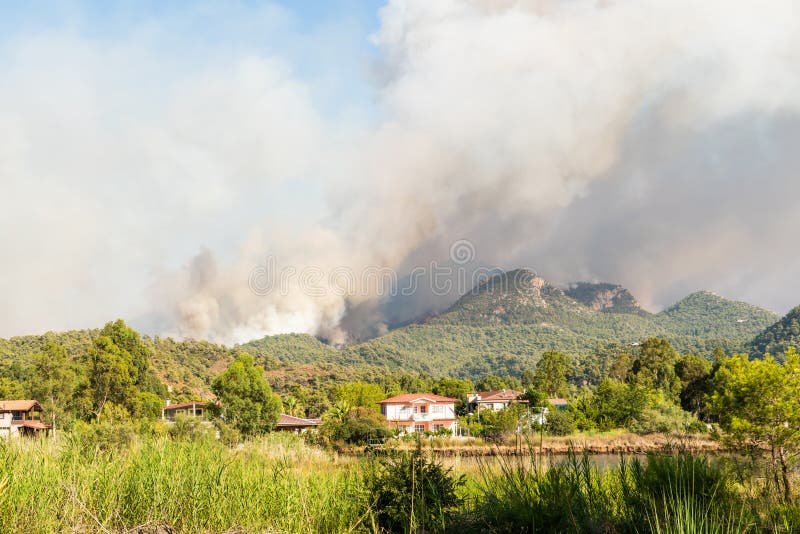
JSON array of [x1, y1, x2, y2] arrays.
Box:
[[364, 443, 465, 534]]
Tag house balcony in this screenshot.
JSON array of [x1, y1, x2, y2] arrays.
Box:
[[387, 412, 453, 423]]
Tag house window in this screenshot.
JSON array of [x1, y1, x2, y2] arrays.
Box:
[[433, 424, 444, 431], [11, 412, 22, 421], [432, 404, 445, 414], [380, 405, 386, 415], [413, 405, 427, 414], [414, 425, 425, 433]]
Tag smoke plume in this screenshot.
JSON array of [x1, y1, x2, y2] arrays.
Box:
[[1, 1, 799, 342]]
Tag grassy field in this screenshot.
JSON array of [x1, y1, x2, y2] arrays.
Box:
[[0, 433, 367, 533], [1, 433, 798, 533]]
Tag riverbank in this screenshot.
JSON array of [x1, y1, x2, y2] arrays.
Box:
[[339, 431, 723, 456]]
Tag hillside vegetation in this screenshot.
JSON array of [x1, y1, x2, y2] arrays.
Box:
[[330, 270, 777, 378], [749, 305, 800, 359], [0, 270, 781, 388]]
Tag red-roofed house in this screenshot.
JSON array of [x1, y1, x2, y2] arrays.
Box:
[[276, 414, 322, 433], [0, 400, 52, 437], [466, 389, 525, 413], [379, 393, 458, 434]]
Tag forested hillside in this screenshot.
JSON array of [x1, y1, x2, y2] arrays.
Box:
[[322, 270, 776, 379], [749, 305, 800, 359], [0, 269, 781, 391]]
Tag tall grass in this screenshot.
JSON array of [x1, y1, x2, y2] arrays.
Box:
[[469, 448, 753, 533], [0, 433, 368, 533]]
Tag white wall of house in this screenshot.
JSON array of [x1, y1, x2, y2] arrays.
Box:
[[381, 401, 456, 433], [381, 402, 455, 421], [0, 412, 21, 437]]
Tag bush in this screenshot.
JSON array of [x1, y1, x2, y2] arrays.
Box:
[[364, 444, 465, 533], [321, 407, 391, 445], [168, 414, 216, 442], [71, 420, 136, 452], [629, 400, 700, 434], [544, 409, 576, 436]]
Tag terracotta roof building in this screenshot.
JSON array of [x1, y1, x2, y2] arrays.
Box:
[[276, 414, 322, 432], [379, 393, 459, 434], [0, 399, 52, 437], [466, 390, 525, 413]]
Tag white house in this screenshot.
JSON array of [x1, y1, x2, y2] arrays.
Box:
[[379, 393, 458, 434], [466, 389, 525, 413], [0, 400, 52, 438]]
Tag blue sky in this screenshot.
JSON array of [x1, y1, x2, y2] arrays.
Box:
[[0, 0, 385, 116]]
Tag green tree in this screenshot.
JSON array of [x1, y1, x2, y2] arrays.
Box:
[[283, 396, 303, 417], [433, 377, 473, 401], [632, 338, 681, 399], [0, 377, 25, 398], [476, 374, 508, 392], [212, 352, 282, 436], [521, 369, 536, 389], [591, 379, 651, 430], [675, 354, 713, 416], [100, 320, 166, 396], [88, 335, 136, 421], [533, 351, 571, 397], [28, 342, 76, 430], [320, 406, 390, 445], [709, 350, 800, 501], [608, 352, 632, 382], [334, 381, 385, 411]]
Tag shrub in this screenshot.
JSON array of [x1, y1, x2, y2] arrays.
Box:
[[168, 414, 216, 441], [629, 399, 700, 434], [364, 444, 465, 533], [544, 409, 576, 436], [321, 407, 391, 445]]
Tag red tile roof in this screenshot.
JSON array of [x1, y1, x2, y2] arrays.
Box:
[[21, 420, 52, 430], [0, 400, 42, 412], [276, 414, 322, 427], [378, 393, 458, 404], [548, 398, 569, 406], [163, 401, 207, 411], [473, 390, 523, 401]]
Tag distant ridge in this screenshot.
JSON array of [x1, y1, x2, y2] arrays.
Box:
[[749, 305, 800, 359], [0, 269, 783, 383]]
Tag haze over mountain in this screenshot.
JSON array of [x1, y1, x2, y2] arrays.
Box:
[[0, 269, 782, 387]]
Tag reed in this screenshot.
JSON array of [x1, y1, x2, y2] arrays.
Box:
[[0, 433, 367, 533]]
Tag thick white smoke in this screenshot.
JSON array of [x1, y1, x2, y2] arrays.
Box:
[[1, 1, 799, 342]]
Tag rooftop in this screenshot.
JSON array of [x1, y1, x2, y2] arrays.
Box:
[[0, 400, 42, 412], [163, 401, 207, 411], [473, 390, 523, 401], [276, 414, 322, 427], [379, 393, 458, 404]]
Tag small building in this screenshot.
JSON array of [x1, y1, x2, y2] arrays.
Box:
[[275, 414, 322, 433], [379, 393, 458, 434], [466, 389, 525, 413], [162, 400, 207, 422], [0, 400, 52, 438]]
